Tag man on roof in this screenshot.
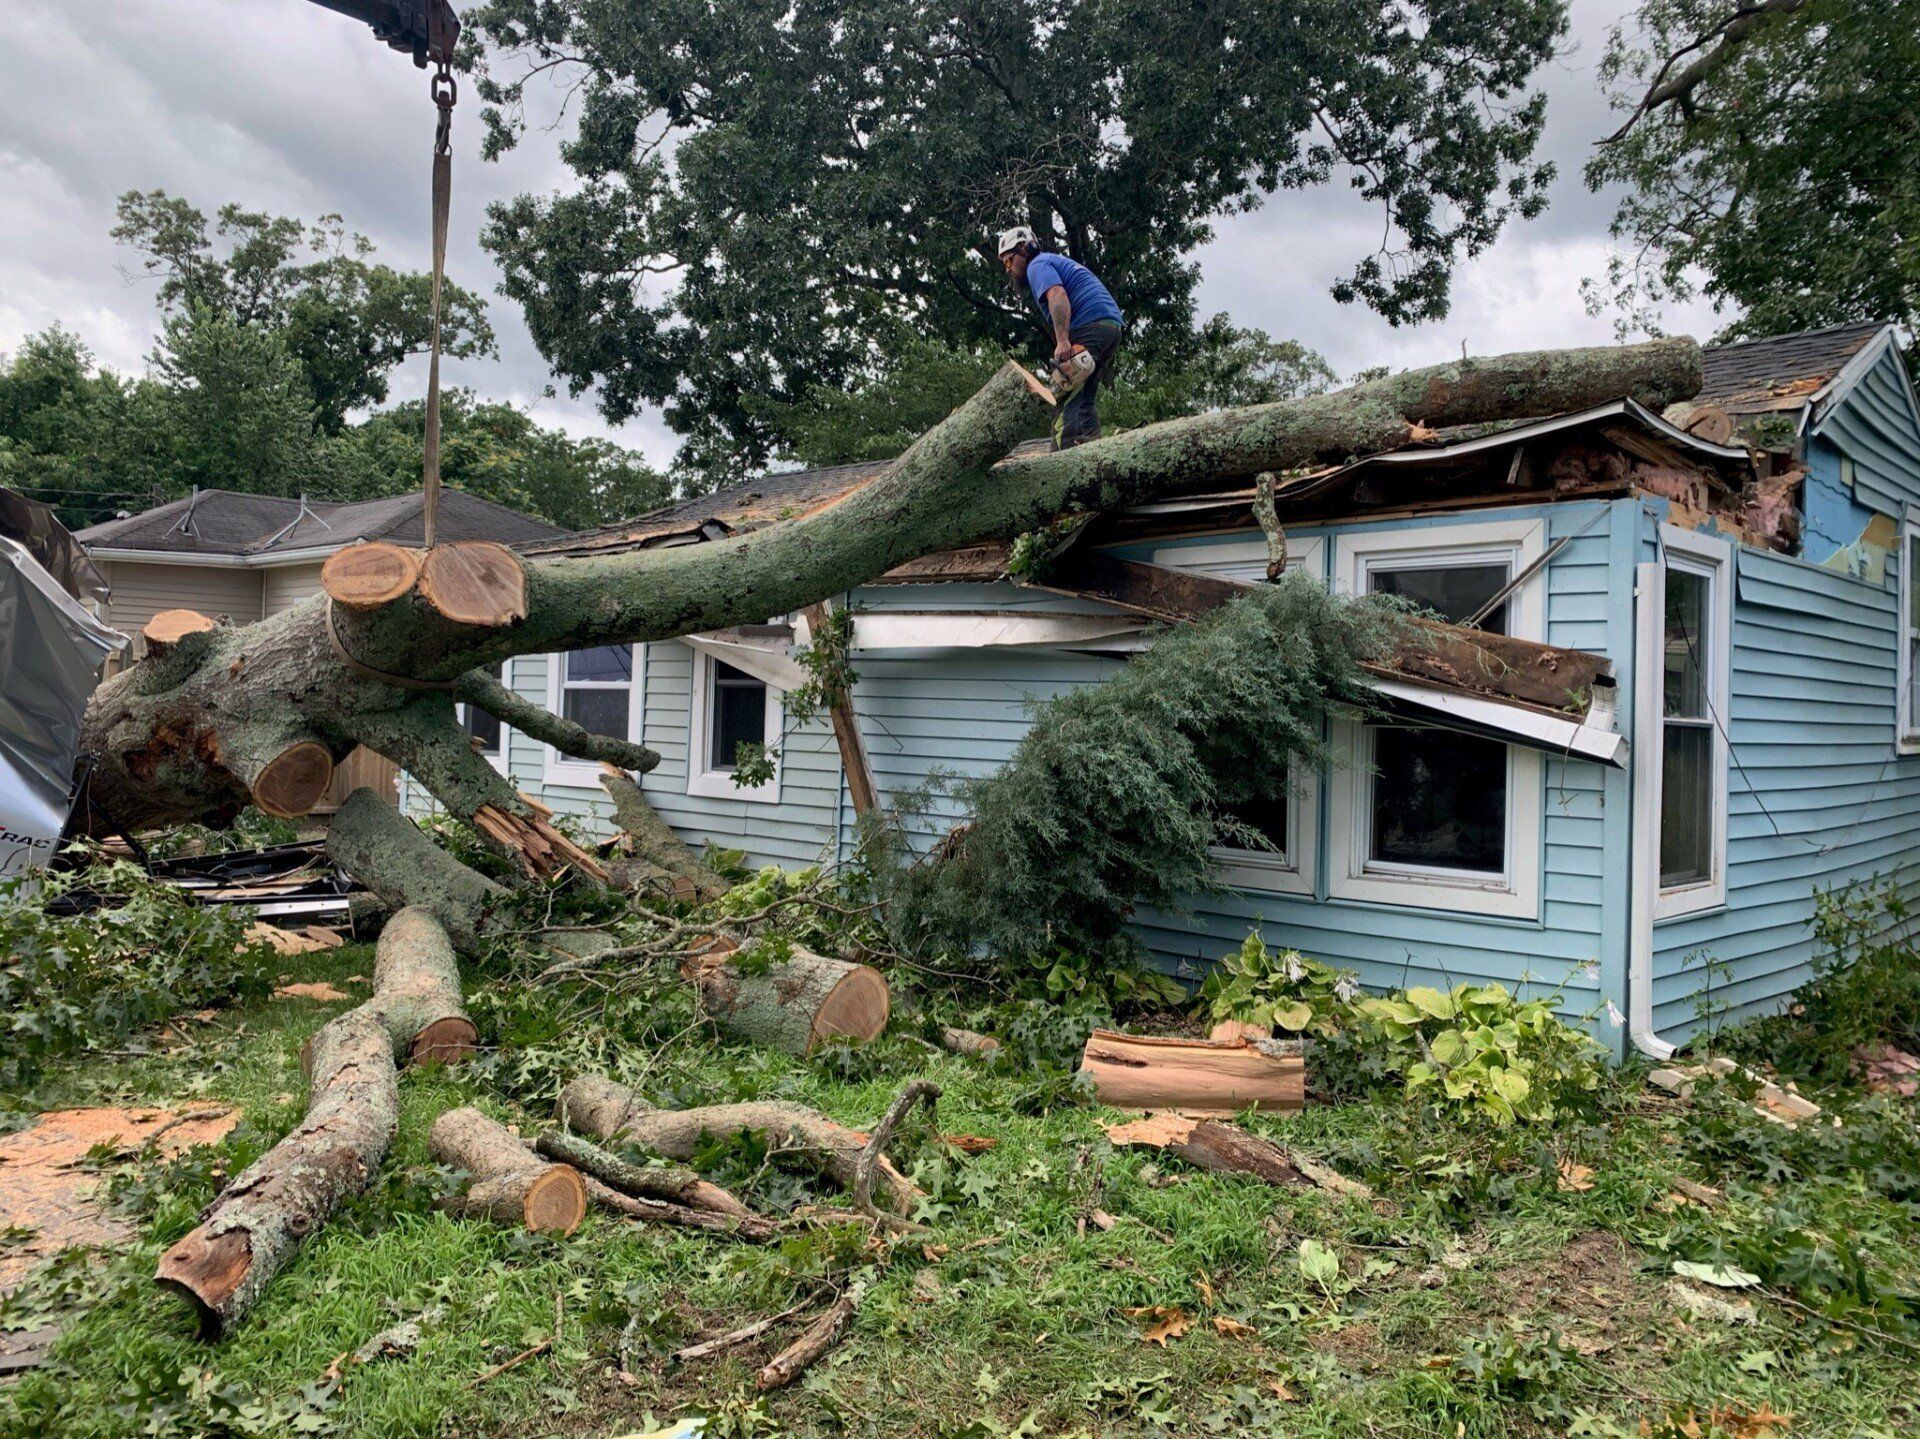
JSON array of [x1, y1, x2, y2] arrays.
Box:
[[997, 226, 1125, 449]]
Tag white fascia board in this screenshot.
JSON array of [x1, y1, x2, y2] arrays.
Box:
[[1367, 676, 1627, 767], [849, 610, 1150, 651]]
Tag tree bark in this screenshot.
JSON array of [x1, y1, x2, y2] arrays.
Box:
[[1103, 1114, 1371, 1196], [155, 908, 471, 1336], [600, 769, 726, 900], [78, 340, 1698, 848], [555, 1075, 921, 1216], [430, 1107, 586, 1234], [688, 945, 891, 1056], [534, 1128, 755, 1218], [326, 787, 505, 951]]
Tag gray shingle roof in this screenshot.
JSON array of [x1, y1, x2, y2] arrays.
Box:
[[1698, 321, 1887, 409], [76, 488, 568, 557]]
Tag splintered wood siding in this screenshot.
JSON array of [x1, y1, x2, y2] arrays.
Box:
[[1651, 546, 1920, 1038]]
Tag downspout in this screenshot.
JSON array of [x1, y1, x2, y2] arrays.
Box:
[[1628, 559, 1677, 1059]]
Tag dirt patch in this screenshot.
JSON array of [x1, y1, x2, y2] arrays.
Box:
[[0, 1106, 237, 1288], [1475, 1229, 1656, 1355], [1308, 1319, 1382, 1371]]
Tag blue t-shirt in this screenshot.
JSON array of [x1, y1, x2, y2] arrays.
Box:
[[1026, 252, 1123, 330]]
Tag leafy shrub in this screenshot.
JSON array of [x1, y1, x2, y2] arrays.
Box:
[[1354, 981, 1605, 1125], [1717, 879, 1920, 1086], [1201, 931, 1358, 1036], [140, 805, 303, 859], [875, 576, 1404, 975], [0, 860, 277, 1087]]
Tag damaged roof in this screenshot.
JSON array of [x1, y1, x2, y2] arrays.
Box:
[[1697, 321, 1889, 415], [77, 488, 567, 559]]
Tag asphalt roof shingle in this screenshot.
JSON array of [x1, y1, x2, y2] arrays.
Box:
[[76, 488, 567, 556], [1698, 321, 1887, 408]]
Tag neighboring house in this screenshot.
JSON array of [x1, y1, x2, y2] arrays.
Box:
[[417, 324, 1920, 1056], [78, 487, 568, 808]]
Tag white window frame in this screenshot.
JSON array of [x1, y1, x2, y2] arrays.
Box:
[[1326, 516, 1548, 918], [687, 645, 784, 804], [1653, 526, 1731, 921], [1154, 534, 1326, 895], [457, 658, 514, 775], [542, 645, 646, 788], [1898, 504, 1920, 753]]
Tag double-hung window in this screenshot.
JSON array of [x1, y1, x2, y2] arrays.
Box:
[[687, 647, 783, 803], [1152, 535, 1326, 895], [458, 661, 511, 773], [1655, 528, 1730, 918], [1899, 506, 1920, 751], [1329, 519, 1546, 918], [543, 645, 644, 786]]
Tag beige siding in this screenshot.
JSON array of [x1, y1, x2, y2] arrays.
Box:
[[262, 562, 326, 615], [99, 561, 265, 643]]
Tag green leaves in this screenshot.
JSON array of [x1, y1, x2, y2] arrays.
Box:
[[1202, 932, 1360, 1039]]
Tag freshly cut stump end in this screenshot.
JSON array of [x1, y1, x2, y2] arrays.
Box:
[[810, 964, 891, 1049], [321, 542, 422, 611], [410, 1015, 480, 1066], [250, 741, 336, 819], [154, 1229, 251, 1338]]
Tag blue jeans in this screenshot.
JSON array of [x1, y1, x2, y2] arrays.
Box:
[[1054, 318, 1123, 449]]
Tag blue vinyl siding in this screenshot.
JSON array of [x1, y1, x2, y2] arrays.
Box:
[[1816, 343, 1920, 521], [1650, 545, 1920, 1038]]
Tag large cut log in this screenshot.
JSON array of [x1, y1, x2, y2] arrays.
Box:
[[1078, 1029, 1304, 1114], [556, 1074, 921, 1216], [688, 945, 890, 1056], [80, 340, 1695, 844], [155, 908, 472, 1336], [326, 788, 506, 950], [369, 906, 478, 1065], [430, 1107, 586, 1234]]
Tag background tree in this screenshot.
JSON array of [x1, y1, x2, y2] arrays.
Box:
[[467, 0, 1567, 476], [1586, 0, 1918, 339], [113, 191, 497, 433]]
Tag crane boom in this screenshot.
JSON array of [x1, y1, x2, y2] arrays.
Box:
[[305, 0, 459, 66]]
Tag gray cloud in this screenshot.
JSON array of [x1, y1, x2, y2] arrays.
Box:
[[1, 0, 1724, 473]]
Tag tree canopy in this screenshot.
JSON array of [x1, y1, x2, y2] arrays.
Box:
[[467, 0, 1567, 473], [1586, 0, 1918, 339]]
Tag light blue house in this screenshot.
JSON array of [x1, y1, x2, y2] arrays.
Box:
[[420, 323, 1920, 1057]]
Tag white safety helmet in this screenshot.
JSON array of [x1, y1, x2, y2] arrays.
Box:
[[996, 225, 1038, 257]]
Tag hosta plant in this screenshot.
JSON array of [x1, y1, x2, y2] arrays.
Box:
[[1201, 931, 1360, 1037]]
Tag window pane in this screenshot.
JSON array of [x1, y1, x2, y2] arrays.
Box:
[[464, 706, 502, 754], [567, 645, 632, 683], [1660, 723, 1713, 887], [1370, 563, 1511, 633], [564, 687, 628, 739], [1664, 569, 1707, 717], [1371, 726, 1506, 873], [1222, 790, 1288, 858], [709, 661, 767, 771], [1908, 537, 1920, 732]]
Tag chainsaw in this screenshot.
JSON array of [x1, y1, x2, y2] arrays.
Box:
[[1046, 345, 1098, 399]]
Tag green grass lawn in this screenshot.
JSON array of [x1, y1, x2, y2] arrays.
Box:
[[2, 939, 1916, 1439]]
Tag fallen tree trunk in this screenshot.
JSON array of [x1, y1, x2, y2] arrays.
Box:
[[1079, 1029, 1305, 1114], [78, 341, 1697, 862], [156, 908, 471, 1336], [1104, 1114, 1371, 1197], [556, 1074, 921, 1216], [431, 1107, 586, 1234]]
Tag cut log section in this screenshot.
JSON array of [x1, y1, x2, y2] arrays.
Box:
[[236, 738, 336, 820], [688, 945, 890, 1056], [321, 543, 423, 612], [430, 1107, 586, 1234], [555, 1074, 921, 1216], [371, 906, 478, 1065], [1078, 1029, 1304, 1114], [1104, 1114, 1371, 1196], [155, 908, 472, 1336], [416, 542, 527, 627], [938, 1025, 1001, 1059]]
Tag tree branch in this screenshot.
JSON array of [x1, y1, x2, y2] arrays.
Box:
[[1603, 0, 1811, 143], [454, 668, 660, 773]]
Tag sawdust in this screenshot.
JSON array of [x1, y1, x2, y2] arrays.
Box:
[[274, 981, 354, 1002], [0, 1106, 237, 1289]]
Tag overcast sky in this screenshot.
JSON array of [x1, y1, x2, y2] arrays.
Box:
[[0, 1, 1723, 469]]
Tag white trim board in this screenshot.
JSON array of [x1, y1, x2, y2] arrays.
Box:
[[543, 645, 647, 789], [1651, 525, 1732, 921], [686, 644, 784, 804]]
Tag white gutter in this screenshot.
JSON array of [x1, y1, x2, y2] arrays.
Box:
[[849, 609, 1150, 651], [1628, 559, 1676, 1059], [80, 544, 352, 570]]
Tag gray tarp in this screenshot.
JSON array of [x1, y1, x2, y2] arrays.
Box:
[[0, 535, 126, 879]]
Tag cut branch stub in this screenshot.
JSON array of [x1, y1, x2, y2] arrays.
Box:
[[417, 542, 527, 627], [224, 723, 336, 820], [321, 543, 423, 612], [142, 608, 216, 655]]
